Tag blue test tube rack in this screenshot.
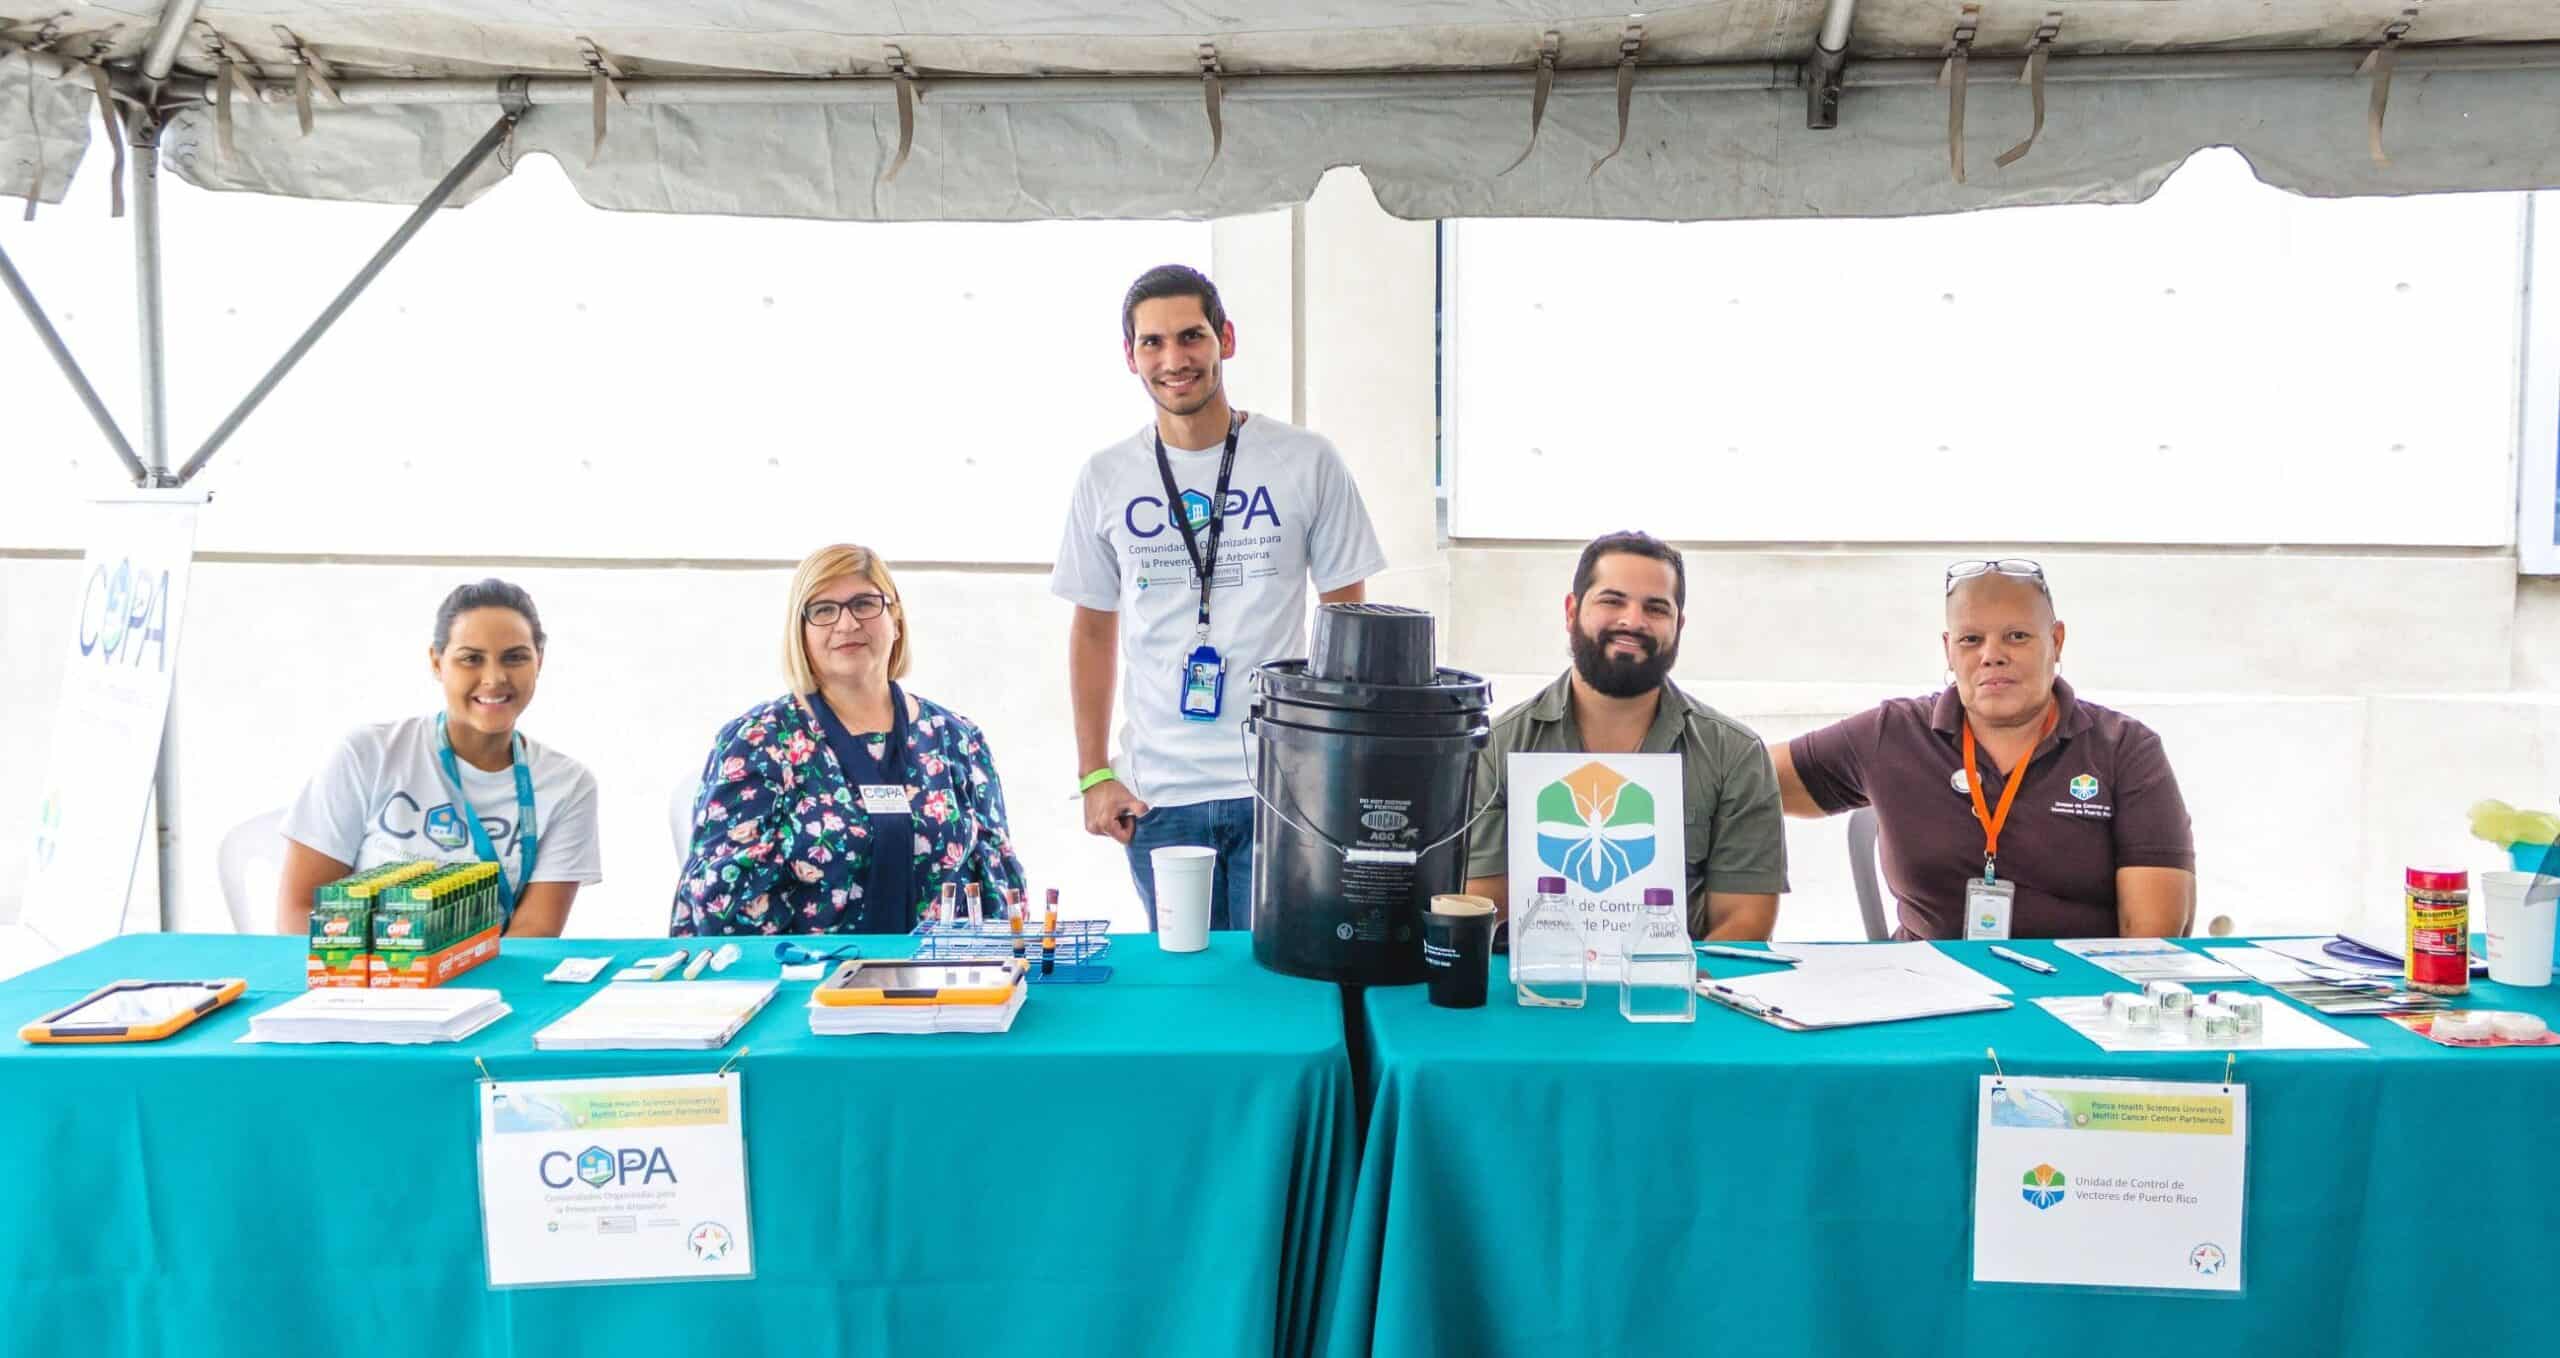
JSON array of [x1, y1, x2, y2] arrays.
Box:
[[909, 918, 1114, 983]]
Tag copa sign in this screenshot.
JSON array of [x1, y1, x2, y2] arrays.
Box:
[[76, 556, 175, 673], [540, 1145, 680, 1190]]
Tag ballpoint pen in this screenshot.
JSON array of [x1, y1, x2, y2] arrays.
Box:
[[1986, 945, 2057, 975], [1695, 944, 1799, 964], [1703, 985, 1782, 1018]]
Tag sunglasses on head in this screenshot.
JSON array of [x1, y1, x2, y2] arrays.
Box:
[[1944, 558, 2046, 595]]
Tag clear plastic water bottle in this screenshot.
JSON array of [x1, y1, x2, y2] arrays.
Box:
[[1513, 875, 1588, 1008], [1619, 888, 1696, 1024]]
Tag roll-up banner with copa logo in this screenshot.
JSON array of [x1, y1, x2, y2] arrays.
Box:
[[19, 492, 203, 954]]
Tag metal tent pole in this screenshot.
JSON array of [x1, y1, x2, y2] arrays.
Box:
[[132, 126, 171, 481], [0, 244, 150, 483], [154, 41, 2560, 112], [141, 1, 207, 82], [1806, 0, 1857, 128], [130, 107, 184, 929], [174, 99, 525, 485]]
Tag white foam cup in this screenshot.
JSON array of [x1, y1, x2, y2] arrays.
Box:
[[1150, 845, 1218, 953], [2481, 871, 2559, 987]]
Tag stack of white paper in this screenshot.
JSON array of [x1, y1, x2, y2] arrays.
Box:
[[1699, 966, 2011, 1030], [2053, 937, 2246, 983], [808, 984, 1026, 1036], [243, 988, 510, 1044], [1772, 942, 2012, 996], [533, 979, 778, 1051]]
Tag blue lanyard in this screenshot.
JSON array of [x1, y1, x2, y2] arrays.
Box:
[[433, 714, 539, 922]]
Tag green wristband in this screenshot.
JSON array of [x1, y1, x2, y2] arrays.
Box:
[[1078, 768, 1119, 794]]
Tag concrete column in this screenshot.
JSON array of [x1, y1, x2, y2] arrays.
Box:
[[1210, 207, 1299, 425], [1296, 170, 1445, 617]]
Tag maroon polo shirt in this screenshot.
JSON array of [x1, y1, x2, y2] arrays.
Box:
[[1786, 678, 2194, 940]]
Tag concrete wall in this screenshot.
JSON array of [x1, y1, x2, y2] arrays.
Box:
[[4, 166, 2554, 950]]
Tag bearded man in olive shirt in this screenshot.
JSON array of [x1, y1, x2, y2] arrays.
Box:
[[1464, 533, 1789, 940], [1771, 560, 2196, 940]]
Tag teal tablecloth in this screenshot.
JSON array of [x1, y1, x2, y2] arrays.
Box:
[[0, 933, 1355, 1358], [1333, 937, 2560, 1358]]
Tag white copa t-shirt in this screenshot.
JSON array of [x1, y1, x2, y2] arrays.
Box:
[[1050, 414, 1387, 808], [282, 715, 604, 896]]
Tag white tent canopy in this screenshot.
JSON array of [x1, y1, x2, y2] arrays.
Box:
[[2, 3, 2554, 934], [5, 2, 2559, 222]]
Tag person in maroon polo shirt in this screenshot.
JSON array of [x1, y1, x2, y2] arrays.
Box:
[[1771, 560, 2196, 940]]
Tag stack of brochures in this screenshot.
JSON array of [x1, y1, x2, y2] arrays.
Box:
[[244, 987, 509, 1044], [533, 979, 779, 1051], [808, 984, 1027, 1035]]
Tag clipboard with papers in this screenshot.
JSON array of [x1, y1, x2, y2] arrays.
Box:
[[1699, 964, 2014, 1031]]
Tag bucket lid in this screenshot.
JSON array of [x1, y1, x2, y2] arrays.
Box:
[[1310, 604, 1436, 687], [1253, 659, 1491, 715]]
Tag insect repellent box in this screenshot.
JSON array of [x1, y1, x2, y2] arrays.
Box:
[[306, 860, 441, 988], [369, 860, 504, 988]]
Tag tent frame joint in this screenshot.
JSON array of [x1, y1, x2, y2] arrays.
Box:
[[1805, 43, 1847, 130]]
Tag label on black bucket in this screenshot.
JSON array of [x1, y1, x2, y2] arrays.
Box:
[[1356, 796, 1417, 847], [1338, 859, 1414, 939]]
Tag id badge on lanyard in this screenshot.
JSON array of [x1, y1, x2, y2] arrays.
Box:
[[1155, 418, 1240, 726], [1180, 641, 1225, 721], [1959, 705, 2057, 943], [433, 714, 538, 922], [858, 784, 913, 815], [1964, 878, 2017, 940]]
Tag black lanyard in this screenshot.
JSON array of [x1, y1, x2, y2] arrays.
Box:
[[1152, 414, 1242, 632]]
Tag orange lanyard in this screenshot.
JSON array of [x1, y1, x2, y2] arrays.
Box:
[[1961, 702, 2058, 883]]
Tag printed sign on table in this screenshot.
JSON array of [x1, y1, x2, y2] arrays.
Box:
[[478, 1072, 754, 1287], [1973, 1075, 2248, 1293], [1503, 751, 1685, 979]]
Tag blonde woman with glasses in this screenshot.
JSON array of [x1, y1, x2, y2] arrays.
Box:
[[672, 545, 1026, 936]]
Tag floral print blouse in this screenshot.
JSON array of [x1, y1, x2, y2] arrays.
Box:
[[671, 691, 1026, 935]]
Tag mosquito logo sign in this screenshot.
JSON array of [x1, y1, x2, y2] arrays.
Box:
[[1504, 751, 1686, 979], [1534, 761, 1659, 892]]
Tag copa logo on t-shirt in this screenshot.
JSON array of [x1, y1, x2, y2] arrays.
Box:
[[1122, 486, 1283, 538], [377, 789, 513, 853], [424, 804, 471, 850]]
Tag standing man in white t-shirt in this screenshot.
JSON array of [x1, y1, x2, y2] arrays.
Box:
[[1053, 265, 1387, 931]]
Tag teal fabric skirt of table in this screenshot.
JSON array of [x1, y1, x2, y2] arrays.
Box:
[[0, 933, 1355, 1358], [1332, 937, 2560, 1358]]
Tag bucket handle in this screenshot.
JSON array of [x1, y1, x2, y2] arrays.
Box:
[[1240, 718, 1495, 867]]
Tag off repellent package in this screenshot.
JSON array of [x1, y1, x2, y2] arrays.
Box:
[[1503, 752, 1685, 980], [305, 860, 440, 989], [370, 860, 504, 988]]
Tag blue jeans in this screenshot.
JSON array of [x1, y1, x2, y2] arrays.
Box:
[[1125, 797, 1256, 932]]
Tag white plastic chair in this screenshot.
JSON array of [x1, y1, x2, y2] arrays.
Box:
[[216, 808, 289, 934], [1847, 807, 1892, 942], [669, 779, 700, 858]]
